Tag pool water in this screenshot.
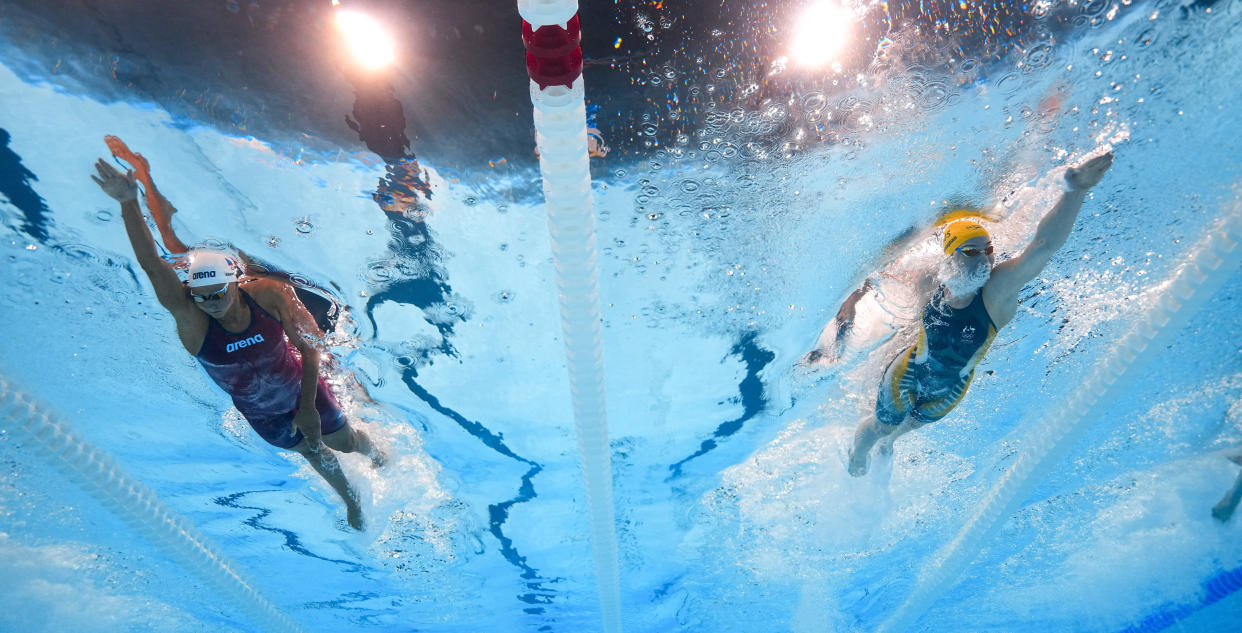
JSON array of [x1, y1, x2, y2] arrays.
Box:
[[1, 1, 1241, 632]]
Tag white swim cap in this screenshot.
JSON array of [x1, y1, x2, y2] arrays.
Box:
[[187, 250, 240, 287]]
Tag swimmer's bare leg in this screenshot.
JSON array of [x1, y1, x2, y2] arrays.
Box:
[[877, 418, 925, 457], [1212, 464, 1242, 523], [1227, 447, 1242, 467], [849, 414, 901, 477], [293, 438, 364, 530], [322, 423, 387, 469]]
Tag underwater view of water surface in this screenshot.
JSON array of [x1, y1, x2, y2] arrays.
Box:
[[2, 0, 1242, 631]]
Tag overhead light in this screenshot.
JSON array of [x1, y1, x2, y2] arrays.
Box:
[[790, 2, 853, 68], [336, 9, 395, 70]]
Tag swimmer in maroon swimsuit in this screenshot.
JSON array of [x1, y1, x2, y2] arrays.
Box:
[[92, 157, 384, 530]]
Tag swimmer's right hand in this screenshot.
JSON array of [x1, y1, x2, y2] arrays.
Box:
[[1065, 151, 1114, 191], [90, 159, 139, 203]]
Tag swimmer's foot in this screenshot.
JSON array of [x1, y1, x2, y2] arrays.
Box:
[[1226, 449, 1242, 467], [104, 135, 152, 183], [370, 446, 388, 469], [1212, 497, 1237, 523], [847, 445, 870, 477], [876, 436, 895, 458], [346, 501, 365, 531]]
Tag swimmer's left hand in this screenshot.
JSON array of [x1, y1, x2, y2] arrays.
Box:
[[91, 159, 138, 202], [293, 408, 322, 446]]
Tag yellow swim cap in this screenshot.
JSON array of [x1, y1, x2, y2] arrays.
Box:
[[942, 219, 990, 254]]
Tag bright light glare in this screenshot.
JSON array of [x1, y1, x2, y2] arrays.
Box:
[[791, 2, 852, 67], [336, 10, 395, 70]]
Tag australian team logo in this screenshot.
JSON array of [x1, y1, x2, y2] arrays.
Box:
[[961, 325, 977, 342]]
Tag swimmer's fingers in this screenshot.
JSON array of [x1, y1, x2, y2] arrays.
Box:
[[93, 157, 134, 181], [1065, 151, 1114, 191], [92, 159, 138, 200], [93, 157, 118, 177]]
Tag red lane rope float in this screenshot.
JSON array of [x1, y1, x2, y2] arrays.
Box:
[[522, 15, 583, 90]]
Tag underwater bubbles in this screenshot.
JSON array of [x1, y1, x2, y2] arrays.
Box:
[[286, 273, 312, 288], [198, 237, 230, 251], [294, 218, 314, 234], [365, 260, 397, 283], [1133, 27, 1159, 49], [1023, 42, 1055, 73], [996, 73, 1023, 95], [54, 242, 103, 265], [921, 81, 954, 113]]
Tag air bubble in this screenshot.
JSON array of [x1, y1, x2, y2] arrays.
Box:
[[1023, 42, 1054, 72], [55, 242, 103, 264], [996, 73, 1021, 94], [295, 218, 314, 234], [365, 261, 396, 283]]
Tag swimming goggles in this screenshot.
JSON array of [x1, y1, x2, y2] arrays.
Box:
[[191, 286, 229, 303], [956, 244, 994, 257]]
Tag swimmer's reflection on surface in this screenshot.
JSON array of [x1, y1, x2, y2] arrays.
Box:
[[343, 68, 462, 357], [94, 141, 387, 531]]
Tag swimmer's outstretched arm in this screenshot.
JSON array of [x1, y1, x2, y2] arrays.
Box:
[[989, 151, 1114, 294], [92, 159, 204, 350]]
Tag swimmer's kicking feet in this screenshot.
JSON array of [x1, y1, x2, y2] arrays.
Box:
[[1212, 448, 1242, 522], [92, 155, 386, 530]]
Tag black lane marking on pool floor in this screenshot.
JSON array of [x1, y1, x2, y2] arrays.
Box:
[[399, 367, 559, 613], [667, 330, 775, 481]]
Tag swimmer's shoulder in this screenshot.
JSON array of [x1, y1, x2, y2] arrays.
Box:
[[239, 277, 296, 320]]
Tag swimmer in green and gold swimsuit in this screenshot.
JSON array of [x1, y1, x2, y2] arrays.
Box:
[[847, 151, 1116, 476], [876, 285, 997, 429]]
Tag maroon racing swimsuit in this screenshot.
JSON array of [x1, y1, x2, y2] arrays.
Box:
[[196, 289, 345, 448]]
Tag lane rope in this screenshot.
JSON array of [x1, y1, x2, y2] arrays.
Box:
[[519, 2, 624, 632], [0, 377, 310, 633]]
